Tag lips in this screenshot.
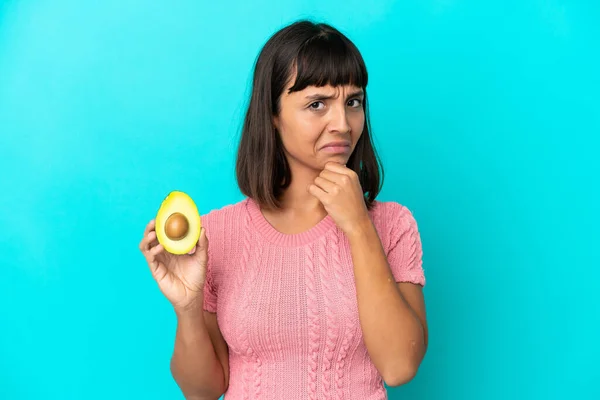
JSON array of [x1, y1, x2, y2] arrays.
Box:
[[321, 141, 351, 150], [321, 141, 351, 154]]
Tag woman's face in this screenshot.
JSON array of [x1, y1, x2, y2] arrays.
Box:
[[274, 79, 365, 172]]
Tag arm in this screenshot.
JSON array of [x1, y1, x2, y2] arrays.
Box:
[[170, 305, 230, 400], [309, 162, 428, 386], [346, 218, 428, 387]]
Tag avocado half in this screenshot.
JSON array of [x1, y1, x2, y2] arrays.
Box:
[[155, 191, 202, 255]]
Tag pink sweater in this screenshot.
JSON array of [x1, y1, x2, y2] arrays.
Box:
[[202, 198, 425, 400]]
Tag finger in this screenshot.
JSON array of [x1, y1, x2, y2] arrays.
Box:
[[196, 227, 208, 252], [146, 231, 158, 251], [324, 163, 358, 183], [314, 176, 338, 194], [144, 244, 160, 274], [187, 229, 204, 255], [197, 227, 208, 250], [146, 246, 168, 282], [144, 219, 155, 235], [319, 169, 347, 186], [308, 183, 330, 203], [140, 232, 156, 253], [192, 228, 209, 264], [149, 243, 164, 257], [324, 162, 351, 174], [139, 220, 156, 251]]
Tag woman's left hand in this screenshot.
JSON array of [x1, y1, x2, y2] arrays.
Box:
[[309, 162, 372, 236]]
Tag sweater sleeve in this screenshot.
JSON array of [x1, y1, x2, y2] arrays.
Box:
[[203, 228, 218, 313], [385, 203, 426, 286]]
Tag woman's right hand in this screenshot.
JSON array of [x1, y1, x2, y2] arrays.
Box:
[[139, 219, 209, 312]]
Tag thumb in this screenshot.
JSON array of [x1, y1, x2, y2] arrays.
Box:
[[197, 227, 208, 249], [186, 228, 207, 255], [192, 227, 208, 259]]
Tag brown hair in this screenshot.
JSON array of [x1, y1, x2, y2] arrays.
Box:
[[235, 20, 384, 210]]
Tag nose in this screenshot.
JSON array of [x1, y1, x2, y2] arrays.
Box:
[[327, 104, 351, 134]]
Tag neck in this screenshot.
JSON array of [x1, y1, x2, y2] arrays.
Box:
[[277, 163, 324, 214]]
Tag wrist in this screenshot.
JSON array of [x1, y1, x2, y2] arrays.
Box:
[[344, 214, 375, 240], [173, 297, 205, 319]]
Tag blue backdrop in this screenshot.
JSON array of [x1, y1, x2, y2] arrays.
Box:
[[1, 1, 598, 399]]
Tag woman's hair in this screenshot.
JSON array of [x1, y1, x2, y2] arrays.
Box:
[[235, 20, 384, 210]]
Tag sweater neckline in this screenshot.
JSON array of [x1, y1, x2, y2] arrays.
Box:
[[245, 198, 337, 247]]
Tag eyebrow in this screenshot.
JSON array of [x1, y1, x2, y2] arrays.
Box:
[[305, 90, 364, 101]]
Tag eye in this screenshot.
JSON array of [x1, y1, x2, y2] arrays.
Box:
[[348, 99, 363, 108], [308, 101, 325, 110]]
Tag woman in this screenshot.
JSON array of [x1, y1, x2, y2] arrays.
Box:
[[139, 19, 428, 400]]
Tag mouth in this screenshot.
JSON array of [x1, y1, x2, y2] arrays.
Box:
[[321, 141, 351, 154]]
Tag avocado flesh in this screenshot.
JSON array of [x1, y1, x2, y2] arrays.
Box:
[[155, 191, 201, 255]]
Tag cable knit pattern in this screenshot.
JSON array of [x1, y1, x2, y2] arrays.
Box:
[[319, 235, 337, 400], [238, 211, 256, 400], [331, 227, 355, 400], [251, 243, 263, 399], [305, 242, 320, 399], [201, 198, 425, 399]]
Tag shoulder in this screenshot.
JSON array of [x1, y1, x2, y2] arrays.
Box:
[[370, 199, 425, 285], [199, 198, 250, 274], [199, 198, 251, 248], [368, 200, 421, 249], [201, 198, 249, 228], [369, 200, 418, 229]]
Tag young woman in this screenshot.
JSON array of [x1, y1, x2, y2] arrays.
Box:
[[140, 20, 428, 400]]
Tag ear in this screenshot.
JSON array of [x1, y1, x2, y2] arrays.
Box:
[[272, 115, 280, 131]]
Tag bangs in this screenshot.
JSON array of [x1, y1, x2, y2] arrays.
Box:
[[287, 33, 368, 92]]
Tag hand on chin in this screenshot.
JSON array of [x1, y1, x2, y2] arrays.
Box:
[[308, 162, 370, 235]]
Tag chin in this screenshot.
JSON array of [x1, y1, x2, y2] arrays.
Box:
[[298, 156, 349, 172], [323, 154, 350, 165]]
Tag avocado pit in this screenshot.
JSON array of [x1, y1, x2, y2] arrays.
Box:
[[164, 212, 189, 240]]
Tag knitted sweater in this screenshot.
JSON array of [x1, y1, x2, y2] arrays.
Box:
[[202, 197, 425, 400]]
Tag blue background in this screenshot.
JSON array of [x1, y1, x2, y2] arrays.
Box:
[[1, 0, 598, 399]]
